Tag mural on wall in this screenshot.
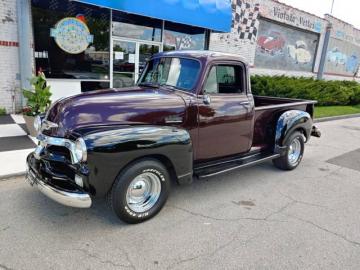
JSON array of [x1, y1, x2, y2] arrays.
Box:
[[325, 38, 360, 76], [254, 18, 318, 72]]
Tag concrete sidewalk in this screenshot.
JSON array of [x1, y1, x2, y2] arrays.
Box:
[[0, 114, 36, 178]]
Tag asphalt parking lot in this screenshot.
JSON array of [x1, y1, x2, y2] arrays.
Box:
[[1, 117, 360, 270]]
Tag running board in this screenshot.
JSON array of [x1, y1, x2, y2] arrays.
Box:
[[194, 152, 280, 178]]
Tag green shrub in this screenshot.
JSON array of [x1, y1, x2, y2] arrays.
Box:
[[0, 107, 6, 116], [251, 76, 360, 106], [22, 72, 52, 116]]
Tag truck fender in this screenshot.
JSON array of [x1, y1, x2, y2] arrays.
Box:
[[274, 110, 313, 155], [83, 126, 193, 197]]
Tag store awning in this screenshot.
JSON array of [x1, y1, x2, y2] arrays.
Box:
[[75, 0, 232, 32]]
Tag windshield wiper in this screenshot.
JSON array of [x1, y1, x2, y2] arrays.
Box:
[[138, 82, 160, 88]]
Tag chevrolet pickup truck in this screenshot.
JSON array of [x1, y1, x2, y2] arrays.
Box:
[[26, 51, 321, 223]]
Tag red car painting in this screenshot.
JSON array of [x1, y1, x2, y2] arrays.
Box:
[[257, 31, 285, 55]]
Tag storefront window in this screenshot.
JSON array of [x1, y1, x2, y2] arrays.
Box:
[[164, 22, 205, 51], [112, 11, 162, 42], [31, 0, 110, 80]]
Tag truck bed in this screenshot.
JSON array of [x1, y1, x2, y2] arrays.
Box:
[[252, 95, 316, 147]]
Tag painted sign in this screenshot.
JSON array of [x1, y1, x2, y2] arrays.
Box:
[[254, 18, 319, 72], [50, 16, 94, 54], [75, 0, 232, 32]]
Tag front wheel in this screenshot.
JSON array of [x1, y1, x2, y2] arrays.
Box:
[[108, 159, 171, 223], [273, 131, 305, 170]]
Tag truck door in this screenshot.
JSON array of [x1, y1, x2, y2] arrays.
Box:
[[197, 62, 254, 160]]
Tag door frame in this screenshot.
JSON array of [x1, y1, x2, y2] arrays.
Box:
[[110, 36, 162, 87]]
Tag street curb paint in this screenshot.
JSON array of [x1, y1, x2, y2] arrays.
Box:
[[314, 113, 360, 123]]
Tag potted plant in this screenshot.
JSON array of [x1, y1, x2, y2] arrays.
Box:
[[22, 72, 52, 137]]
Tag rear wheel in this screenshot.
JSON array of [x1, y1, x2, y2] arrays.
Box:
[[108, 159, 170, 223], [273, 132, 305, 170]]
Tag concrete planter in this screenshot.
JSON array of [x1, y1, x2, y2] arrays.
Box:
[[23, 115, 37, 137]]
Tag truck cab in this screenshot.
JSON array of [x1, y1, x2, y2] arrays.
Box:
[[26, 51, 321, 223]]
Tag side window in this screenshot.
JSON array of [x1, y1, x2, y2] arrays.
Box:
[[204, 65, 244, 94]]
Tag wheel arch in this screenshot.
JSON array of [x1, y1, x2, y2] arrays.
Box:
[[274, 110, 313, 155], [83, 125, 193, 197]]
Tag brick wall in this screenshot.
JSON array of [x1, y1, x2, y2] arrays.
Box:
[[0, 0, 20, 113]]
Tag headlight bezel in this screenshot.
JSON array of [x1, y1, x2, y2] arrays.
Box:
[[74, 137, 87, 162]]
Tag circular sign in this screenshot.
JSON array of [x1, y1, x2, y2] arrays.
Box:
[[50, 17, 94, 54]]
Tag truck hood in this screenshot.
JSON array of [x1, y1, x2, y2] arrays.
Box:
[[44, 87, 187, 137]]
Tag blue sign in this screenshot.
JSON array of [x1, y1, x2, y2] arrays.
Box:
[[75, 0, 232, 32]]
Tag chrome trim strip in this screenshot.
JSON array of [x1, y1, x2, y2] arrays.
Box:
[[36, 134, 79, 164], [199, 154, 280, 178]]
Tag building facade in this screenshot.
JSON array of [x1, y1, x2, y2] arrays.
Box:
[[0, 0, 359, 113]]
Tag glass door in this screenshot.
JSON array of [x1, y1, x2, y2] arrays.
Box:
[[112, 39, 161, 88], [113, 40, 136, 88], [137, 43, 160, 80]]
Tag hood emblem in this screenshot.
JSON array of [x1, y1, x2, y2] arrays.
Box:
[[41, 120, 59, 131]]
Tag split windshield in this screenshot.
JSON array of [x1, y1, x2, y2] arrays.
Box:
[[138, 57, 200, 92]]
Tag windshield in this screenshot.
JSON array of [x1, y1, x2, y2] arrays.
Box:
[[138, 57, 201, 92]]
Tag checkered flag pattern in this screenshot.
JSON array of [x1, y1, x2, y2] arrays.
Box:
[[232, 0, 260, 43], [177, 35, 193, 50]]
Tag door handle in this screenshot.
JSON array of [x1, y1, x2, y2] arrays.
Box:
[[240, 101, 250, 105]]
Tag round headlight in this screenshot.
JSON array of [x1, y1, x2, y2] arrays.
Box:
[[75, 137, 87, 162], [34, 115, 42, 133]]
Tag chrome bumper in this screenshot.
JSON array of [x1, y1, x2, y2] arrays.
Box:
[[26, 162, 92, 208], [311, 125, 321, 138]]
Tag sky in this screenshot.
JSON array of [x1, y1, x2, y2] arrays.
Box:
[[280, 0, 360, 29]]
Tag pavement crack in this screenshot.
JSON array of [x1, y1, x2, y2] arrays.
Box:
[[0, 226, 10, 232], [277, 191, 327, 209], [289, 215, 360, 248], [73, 248, 135, 269], [0, 263, 14, 270], [167, 203, 293, 223], [166, 226, 242, 270], [167, 205, 268, 222]]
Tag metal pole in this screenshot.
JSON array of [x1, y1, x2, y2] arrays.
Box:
[[330, 0, 335, 14], [17, 0, 33, 107], [317, 23, 332, 80]]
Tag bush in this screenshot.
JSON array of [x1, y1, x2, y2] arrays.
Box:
[[22, 72, 52, 116], [0, 107, 6, 116], [251, 75, 360, 106]]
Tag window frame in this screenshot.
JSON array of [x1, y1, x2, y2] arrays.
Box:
[[138, 56, 203, 94], [200, 61, 248, 96]]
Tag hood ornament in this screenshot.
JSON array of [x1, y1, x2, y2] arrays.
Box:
[[41, 120, 58, 131]]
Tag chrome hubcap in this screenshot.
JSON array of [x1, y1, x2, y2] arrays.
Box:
[[288, 138, 301, 165], [126, 172, 161, 213]]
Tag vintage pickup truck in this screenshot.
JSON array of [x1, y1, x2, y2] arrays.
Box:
[[26, 51, 321, 223]]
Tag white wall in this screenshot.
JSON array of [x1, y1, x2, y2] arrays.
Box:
[[47, 79, 82, 102]]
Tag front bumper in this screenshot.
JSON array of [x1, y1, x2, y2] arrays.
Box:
[[311, 125, 321, 138], [26, 153, 92, 208]]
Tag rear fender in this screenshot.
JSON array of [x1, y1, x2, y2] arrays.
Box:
[[83, 126, 193, 197], [274, 110, 313, 155]]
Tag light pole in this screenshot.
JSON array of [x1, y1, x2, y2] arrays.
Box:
[[330, 0, 335, 14]]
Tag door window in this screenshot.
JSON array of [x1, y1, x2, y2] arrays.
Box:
[[204, 65, 244, 94]]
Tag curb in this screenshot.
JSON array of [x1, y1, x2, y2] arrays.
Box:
[[314, 113, 360, 123], [0, 171, 26, 181]]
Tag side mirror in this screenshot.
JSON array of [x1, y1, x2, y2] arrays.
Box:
[[203, 94, 211, 105]]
